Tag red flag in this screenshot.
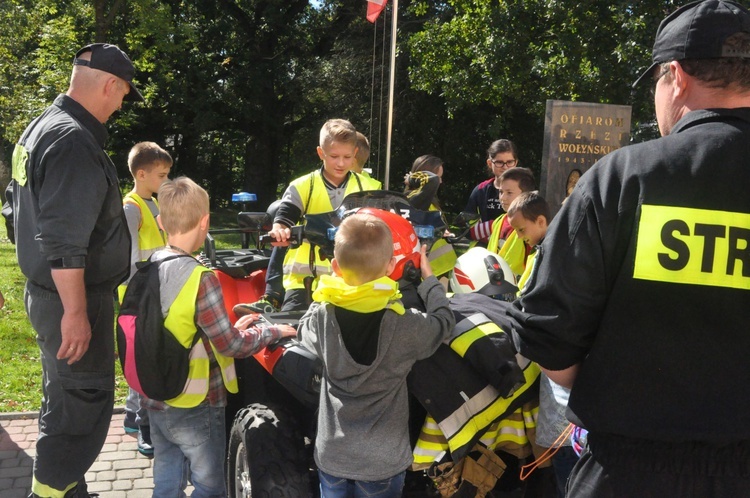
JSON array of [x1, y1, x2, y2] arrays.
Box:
[[367, 0, 387, 23]]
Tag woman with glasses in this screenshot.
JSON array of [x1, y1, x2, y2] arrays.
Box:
[[462, 139, 519, 224]]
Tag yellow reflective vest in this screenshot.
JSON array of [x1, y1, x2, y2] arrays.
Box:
[[487, 213, 527, 278], [517, 249, 538, 295], [118, 192, 167, 301], [486, 213, 507, 254], [360, 171, 383, 190], [164, 263, 239, 408], [282, 171, 372, 290], [498, 230, 528, 278]]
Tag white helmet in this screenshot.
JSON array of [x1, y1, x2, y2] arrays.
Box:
[[449, 247, 518, 297]]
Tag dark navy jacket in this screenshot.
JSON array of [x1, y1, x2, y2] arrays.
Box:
[[510, 108, 750, 442], [13, 94, 130, 292]]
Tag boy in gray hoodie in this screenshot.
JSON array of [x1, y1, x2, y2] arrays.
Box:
[[299, 212, 455, 497]]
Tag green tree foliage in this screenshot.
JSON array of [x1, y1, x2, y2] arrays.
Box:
[[0, 0, 681, 215]]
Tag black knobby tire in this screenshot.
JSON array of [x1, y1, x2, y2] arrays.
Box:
[[227, 402, 312, 498]]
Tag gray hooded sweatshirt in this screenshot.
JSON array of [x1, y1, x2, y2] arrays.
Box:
[[299, 275, 454, 480]]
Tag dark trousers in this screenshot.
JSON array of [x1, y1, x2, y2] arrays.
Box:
[[281, 287, 310, 312], [264, 245, 287, 301], [566, 433, 750, 498], [551, 446, 578, 498], [26, 282, 115, 496]]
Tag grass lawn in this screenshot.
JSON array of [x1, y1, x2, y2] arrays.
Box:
[[0, 208, 243, 413], [0, 222, 40, 413]]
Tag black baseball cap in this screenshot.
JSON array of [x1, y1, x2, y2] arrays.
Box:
[[632, 0, 750, 88], [74, 43, 144, 102]]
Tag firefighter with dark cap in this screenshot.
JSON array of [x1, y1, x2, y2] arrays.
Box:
[[508, 2, 750, 496], [12, 43, 142, 498]]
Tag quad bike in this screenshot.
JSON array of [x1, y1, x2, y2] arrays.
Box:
[[197, 191, 448, 498]]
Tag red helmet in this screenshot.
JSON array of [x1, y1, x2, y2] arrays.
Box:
[[357, 208, 421, 282]]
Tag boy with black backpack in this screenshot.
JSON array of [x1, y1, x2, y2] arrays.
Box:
[[125, 176, 296, 496]]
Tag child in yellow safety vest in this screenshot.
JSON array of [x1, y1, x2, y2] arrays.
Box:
[[233, 127, 382, 318], [265, 119, 376, 312], [471, 167, 537, 278], [141, 177, 297, 497], [120, 142, 172, 455]]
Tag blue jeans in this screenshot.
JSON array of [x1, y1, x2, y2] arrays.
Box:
[[318, 470, 405, 498], [149, 403, 226, 498]]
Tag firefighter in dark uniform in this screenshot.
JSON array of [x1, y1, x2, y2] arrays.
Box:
[[508, 1, 750, 496], [12, 44, 141, 498]]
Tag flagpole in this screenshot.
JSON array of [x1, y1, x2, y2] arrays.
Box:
[[383, 0, 397, 190]]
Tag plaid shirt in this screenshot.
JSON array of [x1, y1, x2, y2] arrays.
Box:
[[143, 271, 283, 411]]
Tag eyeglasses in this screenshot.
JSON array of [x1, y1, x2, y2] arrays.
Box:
[[650, 67, 670, 97], [491, 159, 517, 168]]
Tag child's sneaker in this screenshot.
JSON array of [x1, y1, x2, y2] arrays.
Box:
[[123, 411, 139, 434], [137, 425, 154, 457], [233, 295, 280, 316]]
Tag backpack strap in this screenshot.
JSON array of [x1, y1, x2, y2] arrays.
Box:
[[305, 172, 315, 214]]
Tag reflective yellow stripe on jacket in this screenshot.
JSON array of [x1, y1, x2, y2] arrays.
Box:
[[282, 171, 372, 290], [165, 265, 238, 408], [412, 316, 541, 466]]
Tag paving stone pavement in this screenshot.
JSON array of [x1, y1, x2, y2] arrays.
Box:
[[0, 407, 193, 498]]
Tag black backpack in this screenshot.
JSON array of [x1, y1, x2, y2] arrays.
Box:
[[116, 255, 201, 401]]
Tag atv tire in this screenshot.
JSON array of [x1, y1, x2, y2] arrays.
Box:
[[227, 402, 311, 498]]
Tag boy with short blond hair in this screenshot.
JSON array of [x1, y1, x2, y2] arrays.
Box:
[[157, 176, 209, 234], [299, 213, 455, 497], [332, 214, 393, 283], [142, 177, 297, 497], [353, 131, 382, 189], [266, 119, 377, 312], [120, 141, 172, 454]]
